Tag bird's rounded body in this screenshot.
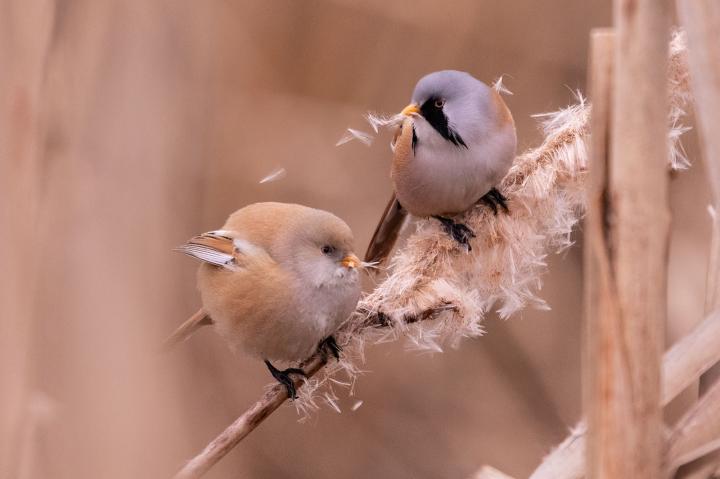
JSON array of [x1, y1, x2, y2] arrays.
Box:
[[391, 73, 516, 217], [365, 70, 518, 264], [194, 203, 361, 362]]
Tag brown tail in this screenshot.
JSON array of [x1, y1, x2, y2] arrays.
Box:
[[364, 193, 408, 265], [162, 309, 213, 352]]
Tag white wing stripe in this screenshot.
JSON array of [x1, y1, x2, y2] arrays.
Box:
[[176, 244, 237, 271]]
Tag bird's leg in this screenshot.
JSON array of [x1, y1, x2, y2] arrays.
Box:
[[318, 335, 342, 361], [479, 187, 510, 215], [264, 359, 306, 400], [433, 216, 476, 251]]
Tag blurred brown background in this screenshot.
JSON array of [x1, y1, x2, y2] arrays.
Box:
[[1, 1, 712, 478]]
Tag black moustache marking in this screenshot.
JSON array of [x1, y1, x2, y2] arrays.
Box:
[[411, 126, 418, 153], [419, 96, 468, 149]]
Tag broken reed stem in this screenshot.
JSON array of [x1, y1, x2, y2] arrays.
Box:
[[172, 307, 447, 479], [471, 465, 517, 479], [666, 378, 720, 475], [529, 310, 720, 479], [675, 454, 720, 479]]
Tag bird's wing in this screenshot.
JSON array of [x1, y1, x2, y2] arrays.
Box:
[[364, 193, 409, 265], [175, 230, 272, 271], [166, 232, 277, 350]]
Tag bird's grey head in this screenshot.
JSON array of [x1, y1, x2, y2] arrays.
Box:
[[403, 70, 494, 149]]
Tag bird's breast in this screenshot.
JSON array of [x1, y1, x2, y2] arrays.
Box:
[[391, 145, 489, 217], [391, 120, 515, 217]]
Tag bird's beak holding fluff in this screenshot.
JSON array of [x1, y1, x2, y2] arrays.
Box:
[[340, 253, 360, 270], [400, 103, 420, 117]]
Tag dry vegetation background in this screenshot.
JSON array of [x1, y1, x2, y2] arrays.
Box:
[[0, 1, 712, 478]]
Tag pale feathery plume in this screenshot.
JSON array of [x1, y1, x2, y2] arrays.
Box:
[[365, 112, 404, 133], [258, 167, 287, 184], [668, 29, 693, 170], [335, 128, 374, 147], [492, 75, 514, 96]]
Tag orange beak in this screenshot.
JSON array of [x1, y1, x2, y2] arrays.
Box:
[[401, 103, 420, 116], [340, 253, 360, 269]]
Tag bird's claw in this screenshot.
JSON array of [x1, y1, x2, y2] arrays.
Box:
[[479, 187, 509, 215], [433, 216, 476, 251], [319, 335, 342, 361], [264, 360, 307, 400]]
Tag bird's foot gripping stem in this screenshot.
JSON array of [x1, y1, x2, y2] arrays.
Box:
[[479, 187, 509, 215], [264, 360, 307, 400], [319, 335, 342, 361], [433, 216, 476, 251]]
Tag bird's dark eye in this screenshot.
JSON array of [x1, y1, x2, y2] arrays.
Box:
[[434, 98, 445, 109], [321, 245, 334, 255]]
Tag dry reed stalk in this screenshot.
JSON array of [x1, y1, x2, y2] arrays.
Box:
[[530, 310, 720, 479], [531, 25, 692, 479], [705, 214, 720, 317], [471, 465, 517, 479], [581, 25, 622, 478], [585, 0, 673, 475], [0, 2, 56, 477], [666, 378, 720, 475], [662, 311, 720, 405], [675, 454, 720, 479], [600, 12, 670, 468]]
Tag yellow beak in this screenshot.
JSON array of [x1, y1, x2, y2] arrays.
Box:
[[340, 253, 360, 269], [401, 103, 420, 117]]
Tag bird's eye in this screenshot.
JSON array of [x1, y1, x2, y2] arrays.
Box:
[[434, 98, 445, 109], [321, 245, 335, 255]]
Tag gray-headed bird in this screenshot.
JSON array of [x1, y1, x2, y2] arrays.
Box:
[[166, 202, 362, 399], [365, 70, 517, 264]]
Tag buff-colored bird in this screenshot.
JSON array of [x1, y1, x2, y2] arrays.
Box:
[[166, 202, 362, 398], [366, 70, 517, 264]]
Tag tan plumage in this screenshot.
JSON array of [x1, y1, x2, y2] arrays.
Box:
[[167, 203, 361, 396]]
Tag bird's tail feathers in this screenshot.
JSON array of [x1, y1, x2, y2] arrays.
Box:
[[161, 309, 213, 352], [364, 193, 408, 266]]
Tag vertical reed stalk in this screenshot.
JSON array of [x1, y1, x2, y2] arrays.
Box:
[[585, 0, 672, 476], [583, 27, 619, 479]]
